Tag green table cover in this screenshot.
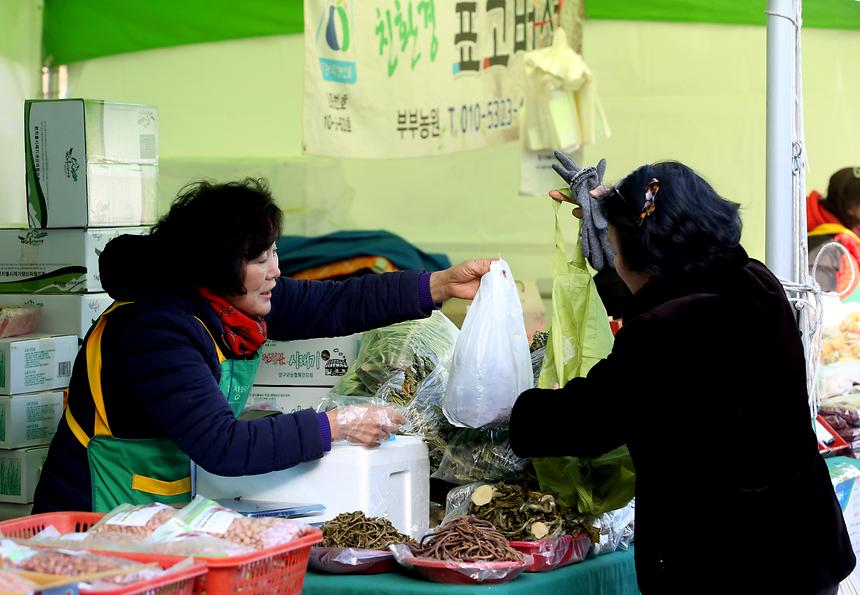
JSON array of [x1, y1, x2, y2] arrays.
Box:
[[302, 546, 638, 595]]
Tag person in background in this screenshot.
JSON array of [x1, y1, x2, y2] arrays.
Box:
[[807, 167, 860, 300], [33, 178, 492, 513], [510, 156, 855, 594]]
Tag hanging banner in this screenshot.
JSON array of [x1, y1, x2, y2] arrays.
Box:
[[303, 0, 570, 158]]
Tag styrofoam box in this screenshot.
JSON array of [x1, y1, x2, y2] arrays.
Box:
[[25, 98, 158, 228], [255, 334, 360, 387], [0, 390, 64, 449], [0, 334, 77, 395], [0, 446, 49, 504], [245, 386, 331, 415], [0, 293, 112, 340], [196, 435, 430, 538], [0, 227, 149, 294]]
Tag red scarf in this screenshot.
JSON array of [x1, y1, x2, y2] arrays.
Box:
[[198, 288, 267, 356]]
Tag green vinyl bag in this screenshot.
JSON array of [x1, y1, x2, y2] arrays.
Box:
[[532, 202, 636, 515]]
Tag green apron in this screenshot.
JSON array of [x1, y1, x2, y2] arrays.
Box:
[[65, 302, 260, 512]]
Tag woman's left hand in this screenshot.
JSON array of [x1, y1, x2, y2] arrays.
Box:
[[429, 259, 494, 302]]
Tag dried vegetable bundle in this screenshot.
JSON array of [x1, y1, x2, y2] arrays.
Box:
[[468, 483, 596, 542], [321, 511, 415, 550], [408, 516, 523, 562]]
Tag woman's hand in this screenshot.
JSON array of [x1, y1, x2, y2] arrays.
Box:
[[549, 186, 611, 219], [326, 405, 406, 447], [429, 259, 494, 303]]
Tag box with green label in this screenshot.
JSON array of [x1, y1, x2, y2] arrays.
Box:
[[255, 334, 361, 387], [25, 98, 158, 228], [0, 446, 49, 503], [0, 293, 113, 340], [0, 335, 77, 395], [245, 386, 332, 415], [0, 390, 64, 449], [0, 227, 148, 294]]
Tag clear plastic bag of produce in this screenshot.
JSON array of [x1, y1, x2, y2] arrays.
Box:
[[0, 539, 146, 579], [821, 392, 860, 426], [87, 502, 178, 541], [161, 496, 311, 550], [431, 427, 534, 485], [442, 259, 533, 428]]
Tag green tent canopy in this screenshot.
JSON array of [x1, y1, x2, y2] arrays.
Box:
[[43, 0, 860, 65]]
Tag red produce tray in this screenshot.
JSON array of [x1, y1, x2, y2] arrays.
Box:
[[0, 511, 321, 595], [308, 546, 397, 574], [395, 553, 532, 585], [509, 532, 591, 572]]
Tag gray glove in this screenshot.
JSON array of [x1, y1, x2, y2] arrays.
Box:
[[552, 151, 614, 271]]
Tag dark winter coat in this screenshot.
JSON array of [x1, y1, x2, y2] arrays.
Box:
[[33, 235, 432, 513], [509, 249, 855, 594]]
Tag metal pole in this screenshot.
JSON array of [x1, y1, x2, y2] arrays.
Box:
[[765, 0, 795, 281]]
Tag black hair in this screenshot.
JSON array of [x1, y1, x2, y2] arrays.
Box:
[[602, 161, 742, 280], [151, 178, 283, 295]]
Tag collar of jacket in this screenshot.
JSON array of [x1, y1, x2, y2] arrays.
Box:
[[622, 246, 751, 322]]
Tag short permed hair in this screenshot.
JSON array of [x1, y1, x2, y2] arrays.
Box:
[[151, 178, 283, 296], [602, 161, 742, 280]]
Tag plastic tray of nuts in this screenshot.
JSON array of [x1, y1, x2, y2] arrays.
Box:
[[0, 512, 322, 595]]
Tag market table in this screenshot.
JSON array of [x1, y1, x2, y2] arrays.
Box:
[[302, 546, 639, 595]]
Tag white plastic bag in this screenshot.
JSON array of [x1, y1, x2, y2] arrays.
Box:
[[442, 259, 532, 428]]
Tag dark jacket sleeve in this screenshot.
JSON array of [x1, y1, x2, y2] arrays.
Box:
[[265, 271, 432, 340], [509, 316, 651, 459], [114, 309, 324, 476]]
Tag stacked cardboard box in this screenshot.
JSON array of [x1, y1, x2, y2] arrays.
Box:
[[247, 335, 362, 415], [0, 100, 158, 511]]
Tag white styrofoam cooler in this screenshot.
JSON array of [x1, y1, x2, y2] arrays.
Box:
[[195, 435, 429, 538]]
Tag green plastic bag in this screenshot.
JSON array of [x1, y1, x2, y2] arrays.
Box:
[[532, 202, 636, 515]]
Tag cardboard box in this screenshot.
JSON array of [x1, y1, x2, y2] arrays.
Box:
[[0, 335, 77, 395], [25, 98, 158, 228], [0, 391, 64, 449], [255, 334, 360, 387], [0, 227, 149, 294], [0, 501, 33, 521], [245, 385, 332, 415], [441, 279, 546, 342], [0, 293, 112, 340], [0, 446, 49, 503]]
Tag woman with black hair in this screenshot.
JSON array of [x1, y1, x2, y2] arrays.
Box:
[[509, 157, 855, 594], [33, 178, 492, 513]]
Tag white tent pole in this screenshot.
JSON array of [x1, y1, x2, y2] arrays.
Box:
[[766, 0, 796, 282]]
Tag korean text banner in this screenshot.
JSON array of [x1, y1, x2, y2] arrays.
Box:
[[304, 0, 568, 158]]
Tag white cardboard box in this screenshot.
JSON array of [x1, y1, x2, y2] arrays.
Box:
[[0, 227, 149, 294], [246, 386, 331, 415], [255, 335, 360, 387], [0, 293, 112, 340], [0, 446, 49, 504], [0, 335, 77, 395], [0, 391, 64, 449], [196, 435, 430, 538], [25, 99, 158, 228]]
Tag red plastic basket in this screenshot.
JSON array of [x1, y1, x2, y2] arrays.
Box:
[[509, 532, 591, 572], [79, 560, 207, 595], [0, 512, 322, 595]]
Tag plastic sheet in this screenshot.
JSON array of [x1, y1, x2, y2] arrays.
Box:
[[0, 304, 40, 338], [308, 547, 396, 574], [509, 532, 591, 572], [590, 500, 635, 557], [390, 544, 532, 584]]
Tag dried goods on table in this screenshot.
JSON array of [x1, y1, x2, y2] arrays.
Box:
[[408, 516, 523, 562], [321, 511, 415, 549], [466, 483, 595, 542]]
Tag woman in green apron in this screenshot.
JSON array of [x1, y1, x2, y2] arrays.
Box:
[[33, 178, 491, 513]]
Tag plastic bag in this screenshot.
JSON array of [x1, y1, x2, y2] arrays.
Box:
[[589, 499, 635, 557], [0, 539, 144, 578], [443, 259, 532, 428], [532, 206, 635, 515], [163, 496, 310, 550], [0, 304, 40, 338], [88, 502, 177, 540], [308, 547, 396, 574], [509, 533, 591, 572], [431, 428, 534, 485]]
